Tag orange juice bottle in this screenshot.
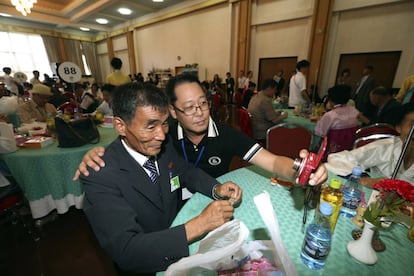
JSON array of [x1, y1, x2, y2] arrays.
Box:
[[320, 178, 343, 232]]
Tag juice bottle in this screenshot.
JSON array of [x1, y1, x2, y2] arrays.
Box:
[[320, 178, 343, 232]]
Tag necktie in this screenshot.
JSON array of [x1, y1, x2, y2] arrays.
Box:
[[143, 158, 158, 184]]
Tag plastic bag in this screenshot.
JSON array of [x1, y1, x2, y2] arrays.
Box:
[[165, 219, 249, 276], [253, 191, 297, 276]]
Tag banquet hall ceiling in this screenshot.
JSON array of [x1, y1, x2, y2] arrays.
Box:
[[0, 0, 186, 35]]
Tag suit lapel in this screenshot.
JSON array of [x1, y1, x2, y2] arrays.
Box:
[[114, 139, 164, 211]]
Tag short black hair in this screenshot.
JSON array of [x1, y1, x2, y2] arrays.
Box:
[[296, 60, 310, 70], [327, 85, 351, 105], [111, 57, 123, 70], [165, 73, 204, 104], [262, 79, 277, 90], [395, 103, 414, 126], [101, 83, 116, 98], [112, 82, 169, 125]]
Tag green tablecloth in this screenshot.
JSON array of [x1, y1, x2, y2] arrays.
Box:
[[0, 127, 118, 218], [166, 166, 414, 275]]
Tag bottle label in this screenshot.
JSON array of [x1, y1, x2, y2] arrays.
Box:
[[302, 232, 330, 260], [342, 193, 360, 210]]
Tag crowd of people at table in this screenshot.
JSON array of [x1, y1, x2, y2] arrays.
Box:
[[1, 56, 414, 274]]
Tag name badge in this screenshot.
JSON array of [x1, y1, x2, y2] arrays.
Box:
[[170, 175, 180, 192]]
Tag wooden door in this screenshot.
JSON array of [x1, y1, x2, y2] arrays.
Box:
[[337, 51, 401, 93], [258, 57, 297, 92]]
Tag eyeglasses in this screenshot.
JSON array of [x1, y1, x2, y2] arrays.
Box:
[[173, 100, 211, 116]]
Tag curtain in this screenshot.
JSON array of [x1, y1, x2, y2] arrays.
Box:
[[63, 39, 84, 75], [41, 35, 60, 71], [81, 41, 101, 84]]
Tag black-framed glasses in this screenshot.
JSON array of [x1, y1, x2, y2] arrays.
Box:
[[173, 100, 211, 116]]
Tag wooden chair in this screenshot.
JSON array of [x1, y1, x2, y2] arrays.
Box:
[[353, 123, 399, 148], [266, 122, 312, 159], [239, 107, 253, 138]]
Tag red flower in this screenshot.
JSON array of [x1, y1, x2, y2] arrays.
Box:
[[373, 179, 414, 203]]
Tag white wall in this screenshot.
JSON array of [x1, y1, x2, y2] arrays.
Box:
[[250, 18, 312, 81], [249, 0, 314, 84], [134, 4, 230, 81], [321, 0, 414, 92], [112, 35, 130, 75]]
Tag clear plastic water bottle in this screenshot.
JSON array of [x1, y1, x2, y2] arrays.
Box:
[[300, 203, 333, 270], [340, 166, 362, 218]]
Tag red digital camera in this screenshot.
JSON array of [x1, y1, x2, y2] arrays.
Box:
[[296, 136, 327, 185]]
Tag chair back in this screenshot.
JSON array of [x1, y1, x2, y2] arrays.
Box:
[[239, 107, 253, 138], [324, 125, 359, 161], [266, 123, 312, 158], [353, 123, 399, 148]]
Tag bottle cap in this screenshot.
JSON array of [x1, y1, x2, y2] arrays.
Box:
[[329, 178, 341, 189], [352, 166, 362, 176], [319, 203, 333, 216]]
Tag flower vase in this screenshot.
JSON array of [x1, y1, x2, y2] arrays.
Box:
[[347, 219, 377, 265]]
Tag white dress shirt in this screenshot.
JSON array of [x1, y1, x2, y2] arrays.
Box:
[[326, 137, 414, 185]]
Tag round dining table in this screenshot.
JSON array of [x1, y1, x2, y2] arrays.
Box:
[[0, 126, 118, 219], [162, 166, 414, 275]]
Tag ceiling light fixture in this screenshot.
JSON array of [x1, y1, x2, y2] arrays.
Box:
[[11, 0, 37, 16], [152, 0, 164, 2], [96, 18, 108, 24], [0, 13, 12, 17], [80, 27, 90, 31], [118, 8, 132, 15]]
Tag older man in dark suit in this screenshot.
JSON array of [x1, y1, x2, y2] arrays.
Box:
[[80, 82, 242, 275], [355, 65, 376, 119]]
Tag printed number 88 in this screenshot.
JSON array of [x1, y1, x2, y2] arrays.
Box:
[[63, 67, 77, 74]]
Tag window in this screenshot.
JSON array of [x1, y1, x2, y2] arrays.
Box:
[[0, 31, 53, 81]]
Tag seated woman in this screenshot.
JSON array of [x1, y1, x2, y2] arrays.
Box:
[[315, 84, 359, 137], [325, 103, 414, 187]]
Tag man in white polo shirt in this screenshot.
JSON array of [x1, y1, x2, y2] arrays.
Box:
[[288, 60, 311, 108]]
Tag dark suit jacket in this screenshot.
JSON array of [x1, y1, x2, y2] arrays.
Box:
[[80, 136, 219, 274], [369, 98, 402, 126], [355, 75, 375, 117]]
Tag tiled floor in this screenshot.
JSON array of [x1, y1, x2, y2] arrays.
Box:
[[0, 103, 242, 276]]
